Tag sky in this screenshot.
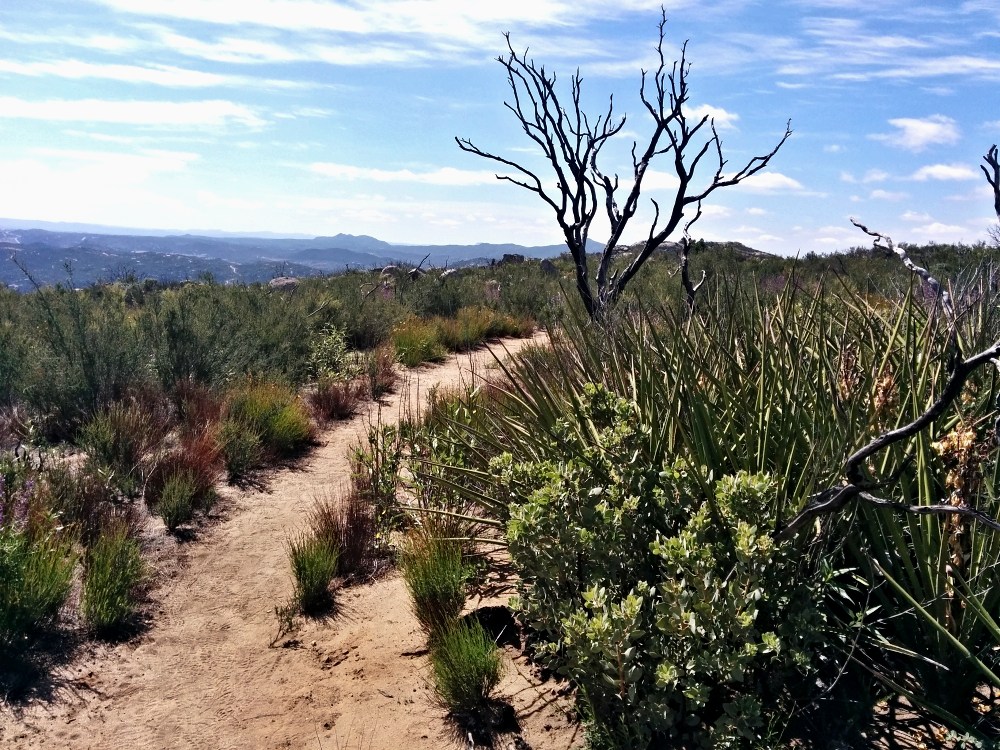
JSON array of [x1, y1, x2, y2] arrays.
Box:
[[0, 1, 998, 256]]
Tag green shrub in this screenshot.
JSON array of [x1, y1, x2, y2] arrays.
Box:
[[267, 403, 316, 456], [224, 380, 315, 460], [156, 470, 198, 531], [219, 418, 264, 483], [21, 284, 151, 440], [401, 536, 468, 641], [288, 533, 340, 614], [78, 399, 171, 495], [393, 317, 446, 367], [430, 619, 504, 716], [81, 522, 145, 634], [308, 324, 360, 379], [0, 525, 75, 647]]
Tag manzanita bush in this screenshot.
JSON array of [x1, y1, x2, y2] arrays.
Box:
[[499, 384, 837, 748]]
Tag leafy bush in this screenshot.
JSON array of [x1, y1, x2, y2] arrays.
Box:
[[308, 324, 360, 379], [82, 521, 145, 634], [401, 536, 468, 641], [430, 619, 504, 716], [288, 533, 340, 614], [500, 387, 836, 748]]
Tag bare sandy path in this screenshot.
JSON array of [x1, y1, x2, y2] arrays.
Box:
[[1, 333, 580, 750]]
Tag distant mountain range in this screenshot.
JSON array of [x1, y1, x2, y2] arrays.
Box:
[[0, 219, 598, 289]]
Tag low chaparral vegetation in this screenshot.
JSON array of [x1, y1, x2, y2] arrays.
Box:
[[0, 262, 536, 669]]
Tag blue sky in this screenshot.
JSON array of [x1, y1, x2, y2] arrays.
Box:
[[0, 0, 997, 255]]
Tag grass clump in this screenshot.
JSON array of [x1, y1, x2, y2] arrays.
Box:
[[309, 489, 378, 580], [0, 526, 75, 648], [219, 419, 264, 483], [288, 533, 340, 615], [155, 470, 199, 531], [365, 343, 399, 399], [307, 376, 367, 423], [78, 399, 171, 495], [401, 536, 468, 641], [393, 317, 447, 367], [430, 619, 504, 715], [435, 306, 534, 352], [81, 521, 145, 634], [221, 381, 315, 480]]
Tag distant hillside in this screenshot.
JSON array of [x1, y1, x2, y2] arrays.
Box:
[[0, 222, 600, 288], [0, 241, 320, 290]]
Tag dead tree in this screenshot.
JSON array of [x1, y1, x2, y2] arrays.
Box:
[[456, 11, 791, 319], [982, 144, 1000, 245]]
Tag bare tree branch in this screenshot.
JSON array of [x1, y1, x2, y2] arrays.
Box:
[[850, 218, 954, 321], [778, 210, 1000, 540], [982, 144, 1000, 219], [679, 211, 705, 315]]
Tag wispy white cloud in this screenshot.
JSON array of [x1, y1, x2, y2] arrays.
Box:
[[31, 147, 200, 174], [0, 24, 142, 53], [0, 96, 266, 129], [739, 171, 805, 192], [869, 115, 960, 152], [0, 58, 311, 89], [869, 189, 908, 201], [308, 162, 504, 186], [911, 163, 979, 181], [835, 55, 1000, 81], [841, 168, 889, 184]]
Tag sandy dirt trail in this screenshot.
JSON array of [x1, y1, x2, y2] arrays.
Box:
[[1, 334, 580, 750]]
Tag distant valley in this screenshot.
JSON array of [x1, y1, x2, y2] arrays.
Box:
[[0, 219, 586, 289]]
